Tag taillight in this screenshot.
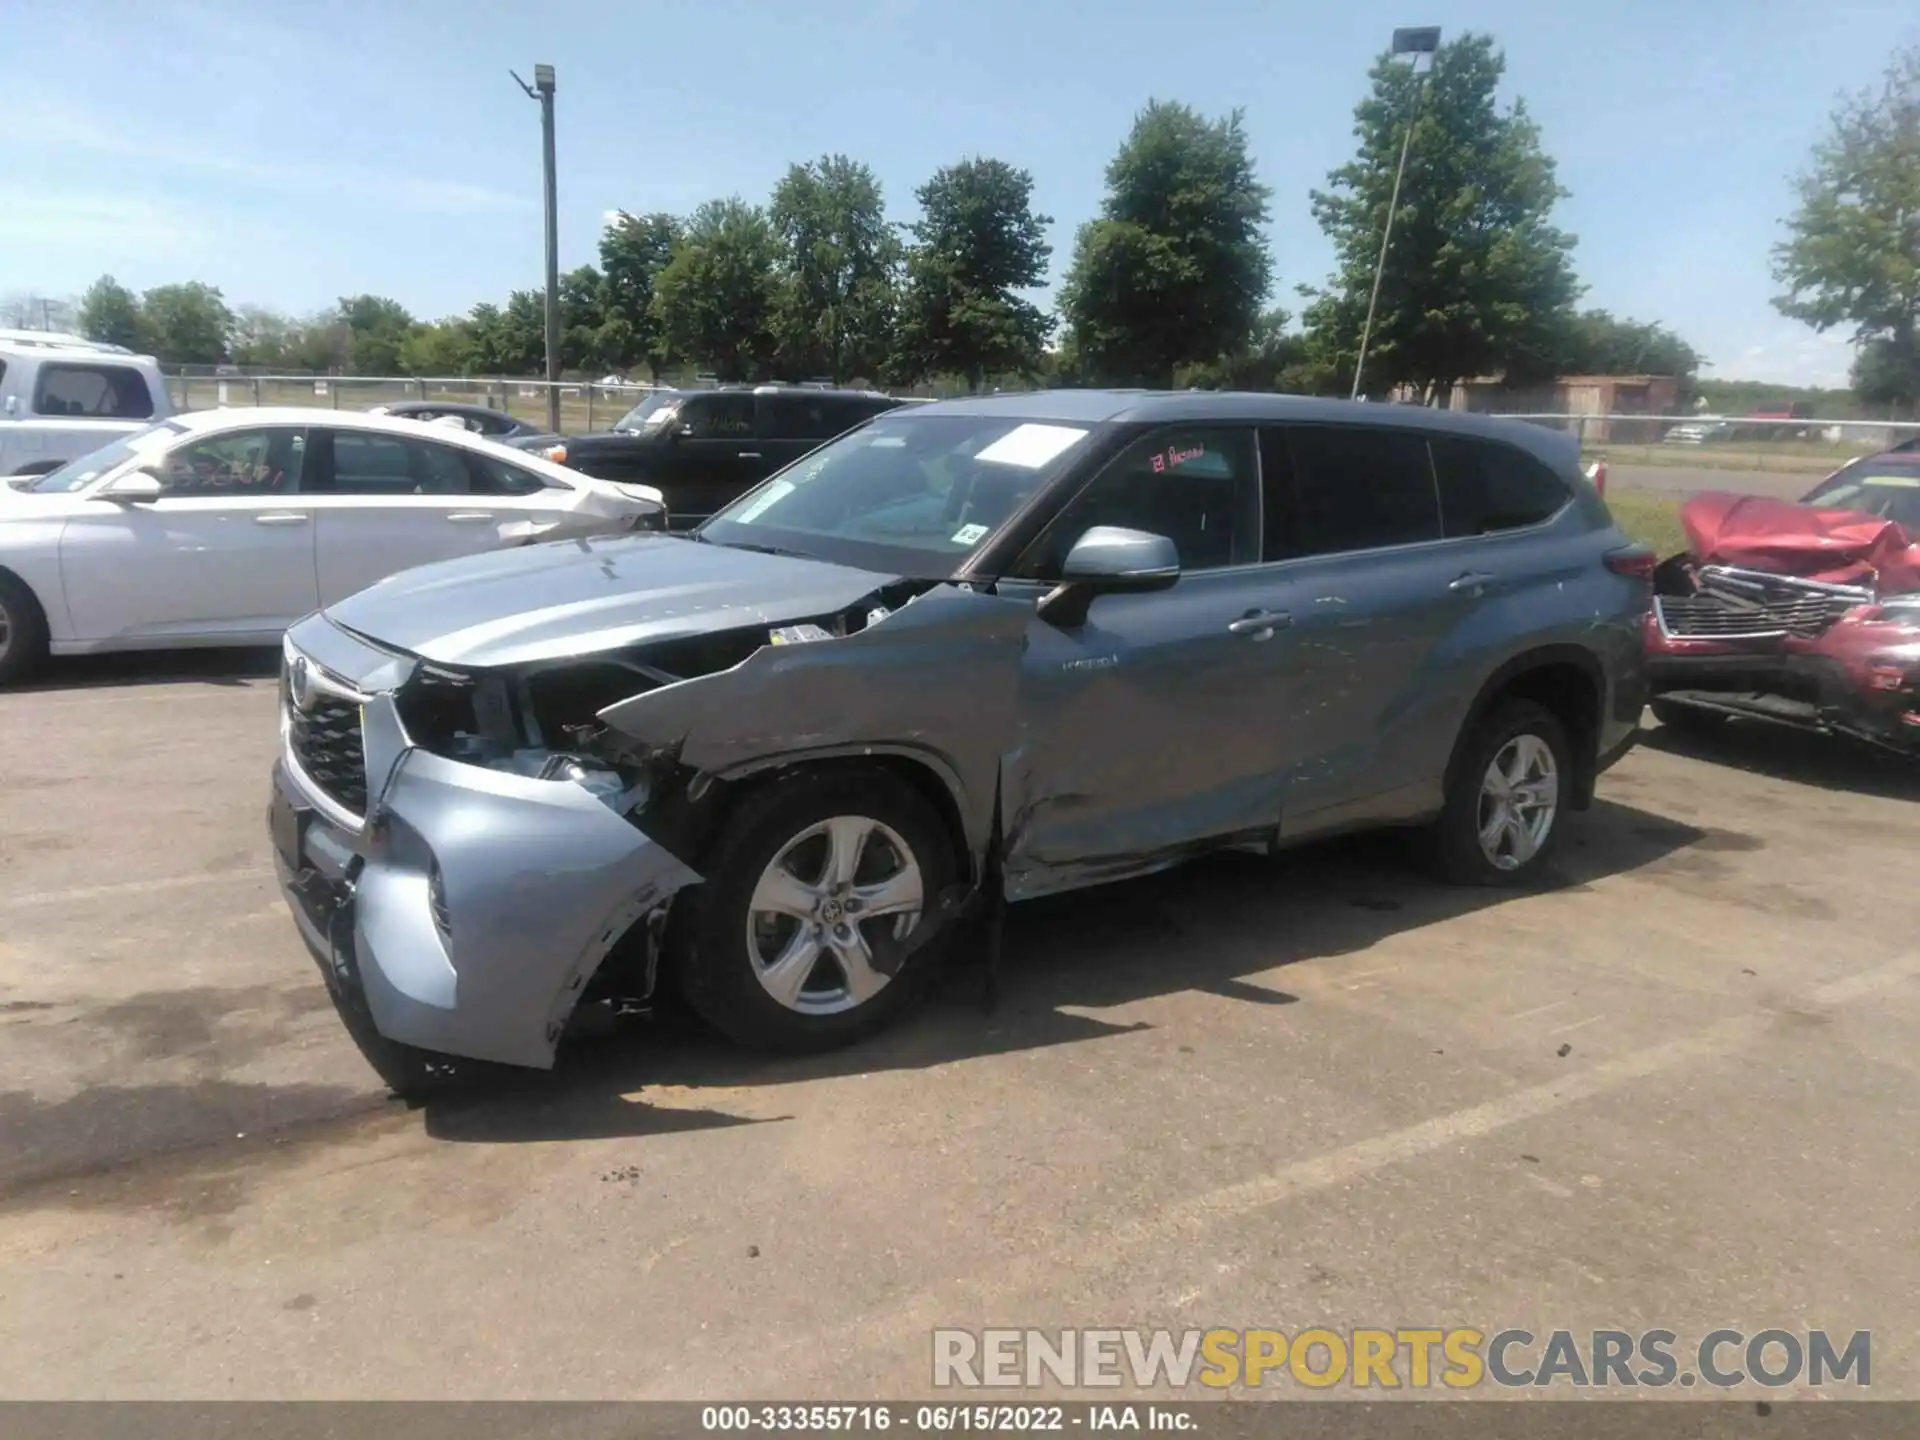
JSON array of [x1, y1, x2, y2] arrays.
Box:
[[1604, 545, 1656, 581], [1584, 460, 1608, 497]]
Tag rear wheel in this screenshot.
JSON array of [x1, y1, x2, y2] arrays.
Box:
[[1650, 697, 1730, 740], [1429, 699, 1572, 886], [0, 573, 49, 688], [676, 769, 959, 1052]]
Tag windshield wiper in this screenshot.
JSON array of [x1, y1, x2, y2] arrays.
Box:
[[711, 539, 812, 559]]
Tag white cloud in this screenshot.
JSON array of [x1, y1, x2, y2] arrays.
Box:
[[0, 188, 212, 252]]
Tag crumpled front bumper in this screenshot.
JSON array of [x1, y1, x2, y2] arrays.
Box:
[[271, 664, 701, 1071]]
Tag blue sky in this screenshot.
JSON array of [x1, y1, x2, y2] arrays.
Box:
[[8, 0, 1917, 384]]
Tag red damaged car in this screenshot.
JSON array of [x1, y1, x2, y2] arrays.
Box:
[[1645, 440, 1920, 752]]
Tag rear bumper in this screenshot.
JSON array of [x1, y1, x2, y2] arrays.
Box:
[[272, 713, 702, 1071]]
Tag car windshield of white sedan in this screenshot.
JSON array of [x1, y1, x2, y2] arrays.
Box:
[[703, 414, 1092, 556], [24, 422, 189, 491]]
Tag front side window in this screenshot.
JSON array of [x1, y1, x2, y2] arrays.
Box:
[[1020, 426, 1262, 577], [157, 428, 307, 497], [702, 411, 1094, 571], [1268, 425, 1441, 558], [33, 362, 155, 420], [324, 432, 471, 495], [680, 393, 755, 438], [1430, 436, 1570, 536]]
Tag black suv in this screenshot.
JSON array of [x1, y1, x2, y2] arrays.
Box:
[[514, 385, 904, 526]]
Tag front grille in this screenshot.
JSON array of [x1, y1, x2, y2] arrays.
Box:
[[288, 694, 368, 816], [1654, 591, 1854, 640]]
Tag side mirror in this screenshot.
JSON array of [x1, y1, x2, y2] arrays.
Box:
[[1037, 526, 1181, 627], [101, 470, 165, 503]]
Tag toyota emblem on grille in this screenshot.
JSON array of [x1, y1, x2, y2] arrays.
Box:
[[288, 657, 316, 712]]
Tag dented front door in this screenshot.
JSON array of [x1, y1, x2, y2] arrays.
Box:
[[999, 566, 1305, 899]]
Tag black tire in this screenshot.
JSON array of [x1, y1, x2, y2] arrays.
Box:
[[1650, 697, 1729, 739], [1429, 699, 1574, 887], [676, 769, 960, 1052], [0, 572, 49, 688]]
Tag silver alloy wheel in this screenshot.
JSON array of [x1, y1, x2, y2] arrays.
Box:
[[1476, 734, 1559, 871], [745, 814, 925, 1016]]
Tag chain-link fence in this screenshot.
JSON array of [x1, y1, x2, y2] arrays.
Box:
[[1499, 413, 1920, 472], [162, 373, 1920, 472], [165, 373, 677, 434]]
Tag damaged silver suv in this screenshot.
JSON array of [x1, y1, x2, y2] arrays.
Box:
[[271, 390, 1651, 1072]]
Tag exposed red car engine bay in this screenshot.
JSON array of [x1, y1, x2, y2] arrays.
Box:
[[1645, 487, 1920, 752]]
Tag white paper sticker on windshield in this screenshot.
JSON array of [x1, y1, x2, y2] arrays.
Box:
[[974, 423, 1089, 469], [951, 523, 990, 545], [731, 478, 793, 522]]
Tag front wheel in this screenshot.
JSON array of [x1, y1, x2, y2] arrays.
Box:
[[675, 769, 959, 1052], [1428, 699, 1573, 886], [0, 573, 49, 687]]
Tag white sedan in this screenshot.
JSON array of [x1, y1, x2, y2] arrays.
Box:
[[0, 406, 666, 684]]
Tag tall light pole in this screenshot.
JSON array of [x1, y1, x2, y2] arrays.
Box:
[[513, 64, 562, 434], [1351, 25, 1440, 402]]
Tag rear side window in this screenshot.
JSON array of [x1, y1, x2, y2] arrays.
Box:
[[34, 362, 155, 420], [324, 432, 472, 494], [469, 453, 558, 496], [1431, 436, 1570, 536], [1263, 425, 1441, 559], [766, 394, 843, 441]]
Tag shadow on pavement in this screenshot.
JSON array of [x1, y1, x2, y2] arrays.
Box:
[[1643, 717, 1920, 804], [15, 647, 279, 693], [407, 795, 1708, 1144]]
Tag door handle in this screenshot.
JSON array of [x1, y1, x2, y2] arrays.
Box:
[[253, 513, 309, 525], [446, 511, 496, 523], [1228, 610, 1292, 639], [737, 451, 763, 459], [1449, 571, 1497, 593]]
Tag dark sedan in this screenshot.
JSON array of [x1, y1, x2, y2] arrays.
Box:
[[368, 401, 545, 442]]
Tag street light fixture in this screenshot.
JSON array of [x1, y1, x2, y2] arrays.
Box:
[[512, 63, 562, 433], [1351, 25, 1441, 402]]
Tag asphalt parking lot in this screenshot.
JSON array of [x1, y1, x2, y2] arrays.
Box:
[[3, 494, 1918, 1401]]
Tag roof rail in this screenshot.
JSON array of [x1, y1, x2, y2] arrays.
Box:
[[0, 328, 140, 356]]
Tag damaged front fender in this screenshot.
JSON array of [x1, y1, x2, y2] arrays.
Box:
[[597, 583, 1033, 869]]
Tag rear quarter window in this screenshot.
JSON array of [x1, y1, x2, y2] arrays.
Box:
[[33, 362, 155, 420], [1431, 436, 1570, 536]]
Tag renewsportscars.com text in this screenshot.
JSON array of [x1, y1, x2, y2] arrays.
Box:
[[932, 1327, 1871, 1390]]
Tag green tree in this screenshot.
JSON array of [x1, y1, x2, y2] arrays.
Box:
[[488, 291, 550, 375], [650, 199, 783, 382], [227, 305, 300, 369], [77, 276, 148, 351], [1773, 45, 1920, 414], [598, 211, 683, 376], [1177, 307, 1318, 392], [768, 155, 900, 382], [893, 158, 1053, 390], [335, 295, 416, 374], [559, 265, 610, 373], [398, 319, 478, 376], [1301, 33, 1581, 399], [140, 282, 234, 365], [1560, 310, 1703, 386], [1058, 101, 1272, 388], [1851, 336, 1920, 411]]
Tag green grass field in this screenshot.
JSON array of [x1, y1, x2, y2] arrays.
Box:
[[1604, 489, 1688, 557]]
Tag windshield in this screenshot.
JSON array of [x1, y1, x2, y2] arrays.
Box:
[[612, 392, 682, 433], [1803, 467, 1920, 529], [24, 422, 188, 492], [698, 412, 1096, 572]]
